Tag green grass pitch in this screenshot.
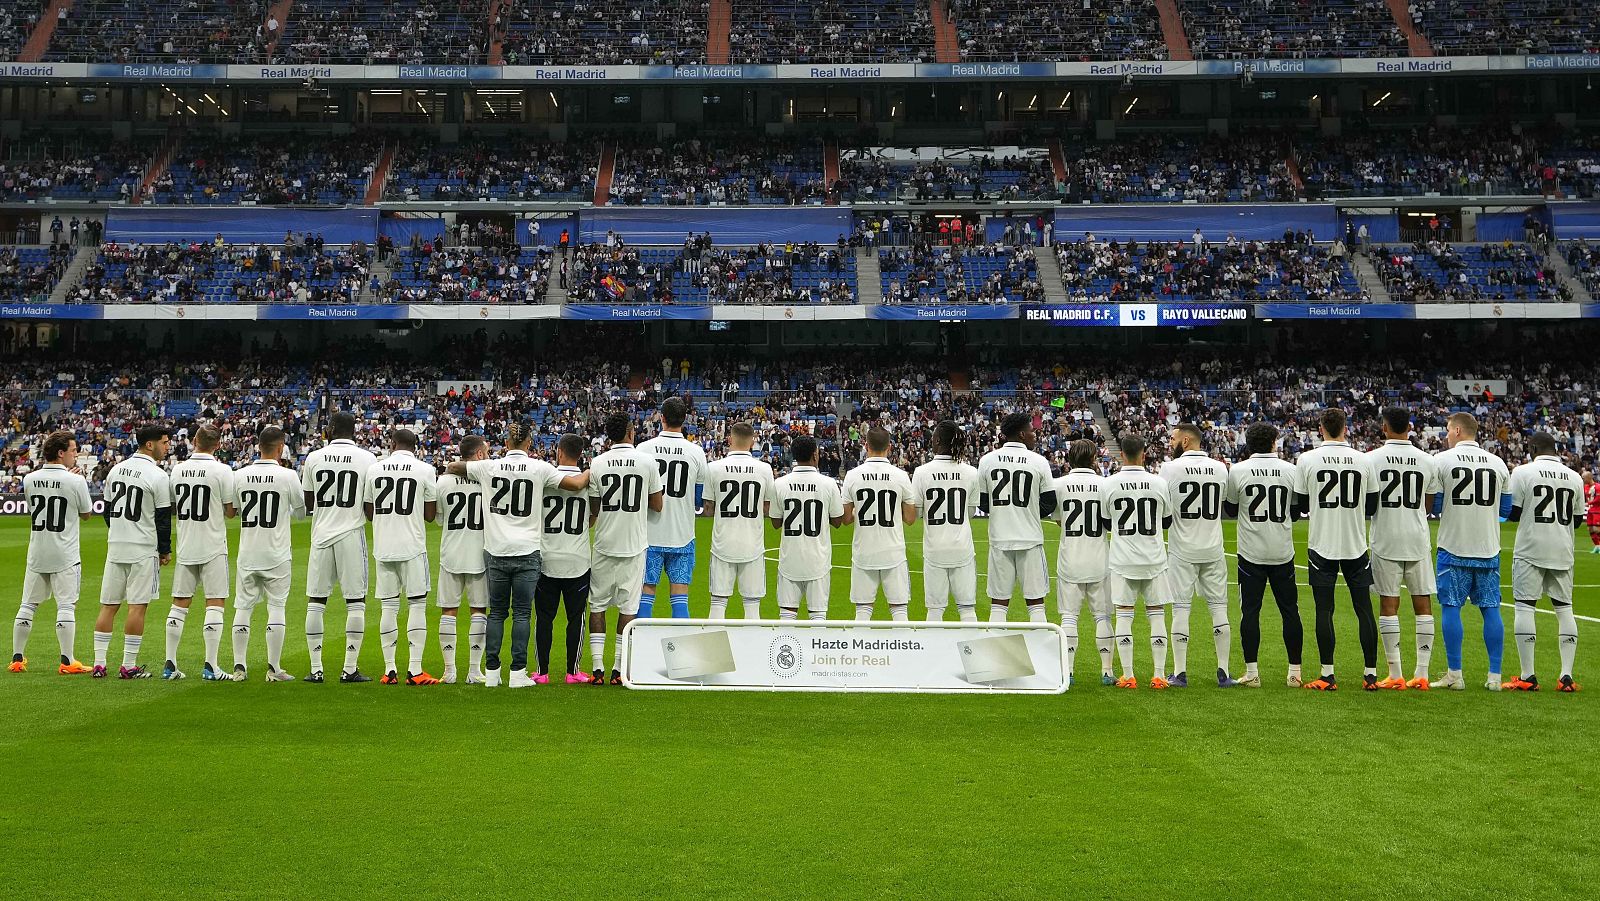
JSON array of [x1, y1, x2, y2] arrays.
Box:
[[1, 515, 1596, 899]]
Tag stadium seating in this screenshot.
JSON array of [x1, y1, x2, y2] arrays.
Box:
[[46, 0, 269, 63], [498, 0, 708, 65], [0, 245, 76, 302], [386, 136, 598, 202], [607, 138, 828, 206], [1053, 237, 1364, 301], [879, 243, 1043, 304], [1295, 127, 1542, 199], [571, 240, 858, 304], [1416, 0, 1599, 55], [1059, 133, 1296, 203], [1179, 0, 1407, 58], [1563, 241, 1600, 295], [379, 244, 553, 303], [0, 0, 38, 61], [837, 148, 1057, 203], [0, 133, 154, 203], [73, 241, 372, 303], [1371, 241, 1564, 302], [149, 134, 383, 205], [728, 0, 932, 64], [275, 0, 484, 64], [956, 0, 1167, 62]]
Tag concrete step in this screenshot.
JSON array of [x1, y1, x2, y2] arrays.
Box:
[[49, 245, 97, 303], [855, 246, 882, 305], [1033, 244, 1067, 302], [1351, 251, 1392, 303]]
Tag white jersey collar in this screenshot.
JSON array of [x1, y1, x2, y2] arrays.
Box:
[[793, 465, 818, 472], [190, 452, 216, 460], [1002, 442, 1027, 449], [504, 449, 529, 458], [659, 431, 685, 439]]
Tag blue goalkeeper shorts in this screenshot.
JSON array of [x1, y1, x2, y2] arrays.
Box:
[[645, 541, 696, 586], [1436, 551, 1501, 609]]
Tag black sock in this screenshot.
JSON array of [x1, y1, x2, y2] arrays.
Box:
[[1312, 583, 1337, 667]]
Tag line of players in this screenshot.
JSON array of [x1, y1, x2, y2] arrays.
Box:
[[10, 400, 1586, 692]]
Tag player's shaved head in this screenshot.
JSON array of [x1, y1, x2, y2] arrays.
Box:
[[557, 433, 585, 465], [327, 411, 356, 440], [1381, 407, 1411, 437], [865, 427, 890, 455], [1447, 412, 1479, 439], [605, 412, 633, 444], [1244, 422, 1279, 456], [193, 425, 221, 453], [505, 419, 534, 449], [1119, 434, 1147, 464], [729, 421, 755, 450], [391, 428, 418, 451], [1319, 408, 1347, 440], [933, 420, 963, 458], [1068, 439, 1098, 471], [1530, 431, 1558, 457], [661, 397, 688, 429], [460, 434, 488, 460], [42, 430, 76, 463], [791, 434, 818, 465], [258, 425, 286, 454]]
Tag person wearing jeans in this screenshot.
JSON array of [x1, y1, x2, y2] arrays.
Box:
[[485, 550, 542, 678]]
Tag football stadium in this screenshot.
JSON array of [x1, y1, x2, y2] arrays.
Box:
[[2, 0, 1599, 896]]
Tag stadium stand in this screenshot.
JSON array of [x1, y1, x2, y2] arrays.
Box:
[[0, 133, 155, 203], [274, 0, 485, 64], [1294, 126, 1543, 199], [497, 0, 708, 65], [1416, 0, 1599, 55], [0, 0, 40, 61], [954, 0, 1168, 62], [377, 242, 553, 303], [0, 244, 76, 302], [45, 0, 271, 63], [837, 147, 1058, 202], [385, 136, 599, 202], [1179, 0, 1408, 59], [728, 0, 933, 64], [1564, 241, 1600, 295], [1052, 236, 1364, 301], [879, 242, 1043, 304], [607, 138, 828, 206], [1059, 133, 1297, 203], [148, 134, 383, 205], [71, 239, 372, 304], [569, 236, 858, 304], [1370, 241, 1565, 302]]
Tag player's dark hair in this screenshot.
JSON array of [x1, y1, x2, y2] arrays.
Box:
[[791, 434, 818, 465], [327, 410, 356, 440], [1174, 422, 1204, 448], [459, 434, 487, 458], [604, 412, 632, 443], [933, 420, 963, 458], [1000, 412, 1031, 441], [42, 430, 75, 463], [1381, 407, 1410, 435], [1530, 431, 1558, 457], [661, 397, 688, 429], [258, 425, 286, 452], [558, 433, 586, 463], [1244, 422, 1279, 456], [1068, 439, 1097, 470], [1319, 408, 1347, 439], [135, 423, 171, 448], [506, 419, 534, 448], [865, 426, 891, 454], [391, 428, 418, 451], [1119, 433, 1146, 462]]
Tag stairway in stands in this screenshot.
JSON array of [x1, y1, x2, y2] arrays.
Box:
[[855, 247, 883, 305], [364, 142, 396, 205], [823, 140, 840, 204], [262, 0, 294, 60], [1350, 251, 1393, 302], [1153, 0, 1193, 60], [20, 0, 70, 62], [486, 0, 506, 64], [132, 130, 181, 205], [928, 0, 960, 64], [1033, 244, 1067, 302], [1384, 0, 1433, 56], [49, 247, 97, 303], [706, 0, 732, 65], [593, 144, 616, 205]]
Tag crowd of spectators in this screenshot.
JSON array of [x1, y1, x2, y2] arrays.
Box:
[[375, 236, 553, 304], [880, 241, 1044, 304], [1371, 239, 1564, 302], [70, 234, 372, 304], [497, 0, 706, 66], [1180, 0, 1407, 59], [955, 0, 1167, 62], [608, 138, 827, 206], [1296, 126, 1545, 199], [1053, 232, 1364, 301], [387, 137, 598, 202], [148, 134, 382, 205], [1059, 132, 1298, 204], [0, 244, 75, 302], [1563, 240, 1600, 296], [729, 0, 932, 64], [46, 0, 271, 63], [836, 150, 1057, 203], [569, 233, 857, 304], [274, 0, 483, 65], [1413, 0, 1599, 56], [0, 134, 154, 203]]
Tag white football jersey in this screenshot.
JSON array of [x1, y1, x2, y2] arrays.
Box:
[[771, 466, 843, 582], [170, 453, 234, 566], [590, 444, 662, 558], [541, 464, 593, 579], [1225, 454, 1298, 566], [911, 456, 980, 568], [1510, 455, 1583, 570], [706, 451, 775, 564], [1158, 450, 1227, 564], [464, 451, 564, 557], [104, 453, 172, 564], [842, 456, 913, 570], [362, 450, 438, 563], [1366, 440, 1441, 563], [977, 442, 1056, 551], [1297, 440, 1374, 560], [1434, 441, 1511, 560], [1104, 469, 1170, 579], [1053, 468, 1109, 583], [235, 459, 306, 571], [301, 439, 377, 548], [638, 430, 709, 549], [23, 463, 93, 573], [437, 472, 485, 575]]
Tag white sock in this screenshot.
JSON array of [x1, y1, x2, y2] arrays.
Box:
[[343, 601, 366, 674], [232, 608, 251, 670], [808, 607, 828, 621], [93, 629, 112, 667], [889, 604, 908, 622], [55, 602, 78, 662], [779, 607, 799, 621], [1208, 601, 1231, 676], [1114, 611, 1135, 676], [744, 597, 763, 621], [1147, 606, 1167, 680], [305, 602, 325, 674], [1513, 603, 1537, 680], [438, 614, 457, 677], [1289, 663, 1302, 681], [468, 611, 487, 672], [12, 601, 36, 659], [265, 603, 286, 671], [379, 600, 400, 674], [1169, 602, 1190, 676], [164, 604, 188, 665], [1322, 663, 1337, 678], [1095, 615, 1114, 675], [1245, 661, 1259, 678], [1414, 614, 1435, 677], [589, 625, 606, 673], [1026, 604, 1047, 623], [957, 605, 978, 623], [989, 602, 1008, 623], [1556, 604, 1578, 678], [854, 604, 874, 621], [202, 606, 224, 669], [121, 633, 142, 668], [709, 597, 728, 619], [1062, 612, 1080, 675], [406, 599, 428, 674], [925, 604, 947, 623], [1379, 614, 1403, 679]]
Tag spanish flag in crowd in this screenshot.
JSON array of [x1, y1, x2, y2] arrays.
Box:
[[600, 274, 625, 300]]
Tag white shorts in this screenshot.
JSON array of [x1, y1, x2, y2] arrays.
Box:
[[172, 556, 230, 600], [590, 552, 646, 614], [375, 554, 430, 600], [101, 557, 159, 606], [1164, 557, 1228, 606], [1111, 571, 1168, 607], [924, 561, 977, 609], [777, 573, 830, 613], [1058, 579, 1110, 619], [306, 531, 369, 600], [1512, 559, 1573, 605], [237, 563, 292, 611], [708, 556, 765, 600], [1372, 556, 1437, 598], [438, 569, 487, 609], [22, 565, 81, 608], [987, 545, 1050, 601], [850, 562, 911, 605]]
